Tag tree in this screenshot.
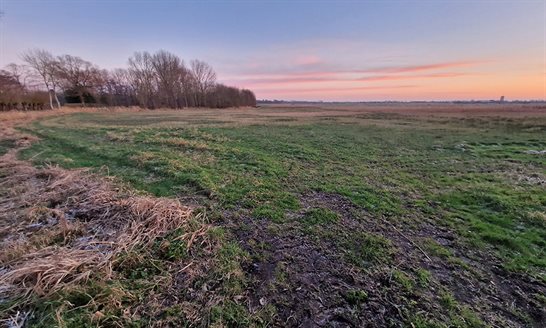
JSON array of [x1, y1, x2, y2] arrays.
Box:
[[55, 54, 100, 106], [95, 68, 136, 107], [21, 49, 61, 109], [176, 65, 192, 107], [128, 51, 157, 108], [110, 68, 136, 106], [0, 70, 24, 110], [4, 63, 27, 87], [241, 89, 257, 107], [0, 67, 48, 111], [205, 84, 257, 108], [190, 59, 216, 107], [18, 48, 255, 110], [151, 50, 185, 108]]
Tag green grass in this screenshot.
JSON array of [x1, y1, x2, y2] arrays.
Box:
[[340, 231, 395, 268], [301, 207, 340, 226], [27, 280, 148, 328], [392, 270, 414, 292], [18, 113, 546, 279], [0, 139, 15, 156], [14, 109, 546, 326], [440, 291, 458, 311], [343, 289, 368, 305], [416, 268, 432, 287]]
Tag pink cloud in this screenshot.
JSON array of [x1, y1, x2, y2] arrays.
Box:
[[224, 60, 483, 84], [294, 55, 323, 66], [364, 60, 485, 74], [252, 85, 416, 94], [231, 60, 484, 78], [224, 71, 469, 87], [355, 72, 468, 82], [219, 58, 490, 100]]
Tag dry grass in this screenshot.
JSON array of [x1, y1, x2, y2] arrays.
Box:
[[162, 137, 210, 150], [1, 249, 105, 297], [0, 106, 143, 123], [0, 127, 210, 325]]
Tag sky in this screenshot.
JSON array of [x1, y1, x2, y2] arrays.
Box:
[[0, 0, 545, 101]]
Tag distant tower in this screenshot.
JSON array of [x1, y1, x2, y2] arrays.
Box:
[[500, 96, 505, 103]]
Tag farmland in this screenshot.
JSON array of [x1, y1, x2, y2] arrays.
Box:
[[1, 103, 545, 327]]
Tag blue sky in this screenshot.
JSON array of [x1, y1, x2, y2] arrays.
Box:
[[1, 0, 544, 100]]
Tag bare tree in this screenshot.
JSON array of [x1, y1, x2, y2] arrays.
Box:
[[151, 50, 185, 108], [94, 68, 135, 107], [0, 70, 24, 110], [128, 51, 157, 108], [175, 65, 191, 107], [111, 68, 135, 106], [4, 63, 25, 87], [19, 48, 254, 110], [0, 67, 49, 111], [55, 54, 100, 106], [190, 59, 216, 107], [205, 84, 256, 108], [241, 89, 257, 107], [21, 49, 61, 109]]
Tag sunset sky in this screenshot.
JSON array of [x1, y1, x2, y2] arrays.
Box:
[[1, 0, 544, 101]]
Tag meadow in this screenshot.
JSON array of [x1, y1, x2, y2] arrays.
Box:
[[1, 103, 545, 327]]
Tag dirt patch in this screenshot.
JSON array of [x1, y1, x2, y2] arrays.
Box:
[[229, 216, 377, 327]]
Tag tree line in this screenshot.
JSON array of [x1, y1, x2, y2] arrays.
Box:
[[0, 49, 256, 111], [0, 63, 49, 111]]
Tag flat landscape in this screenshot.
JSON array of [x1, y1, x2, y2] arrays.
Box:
[[1, 103, 545, 327]]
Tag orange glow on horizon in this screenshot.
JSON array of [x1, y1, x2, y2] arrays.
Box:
[[222, 60, 545, 101]]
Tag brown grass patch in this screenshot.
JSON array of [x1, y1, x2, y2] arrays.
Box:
[[0, 130, 210, 325], [0, 106, 144, 123]]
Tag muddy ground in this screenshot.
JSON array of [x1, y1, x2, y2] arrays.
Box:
[[219, 192, 545, 327]]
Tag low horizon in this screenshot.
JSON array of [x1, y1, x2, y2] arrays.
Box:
[[1, 0, 545, 101], [256, 98, 546, 103]]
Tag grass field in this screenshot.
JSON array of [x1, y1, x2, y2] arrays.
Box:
[[2, 104, 546, 327]]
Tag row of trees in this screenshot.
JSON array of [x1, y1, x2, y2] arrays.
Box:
[[0, 64, 48, 111], [0, 49, 256, 110]]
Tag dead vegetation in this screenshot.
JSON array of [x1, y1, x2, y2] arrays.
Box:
[[0, 106, 144, 124], [0, 128, 210, 326]]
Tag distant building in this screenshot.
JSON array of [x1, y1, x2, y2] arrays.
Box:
[[500, 96, 505, 102]]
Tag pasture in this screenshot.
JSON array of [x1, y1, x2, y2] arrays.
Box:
[[1, 103, 545, 327]]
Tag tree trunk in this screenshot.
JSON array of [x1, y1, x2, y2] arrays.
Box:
[[54, 92, 62, 108], [48, 90, 54, 110]]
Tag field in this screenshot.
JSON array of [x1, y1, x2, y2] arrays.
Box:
[[1, 103, 545, 327]]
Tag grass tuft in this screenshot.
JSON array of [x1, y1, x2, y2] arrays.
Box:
[[301, 207, 340, 226]]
